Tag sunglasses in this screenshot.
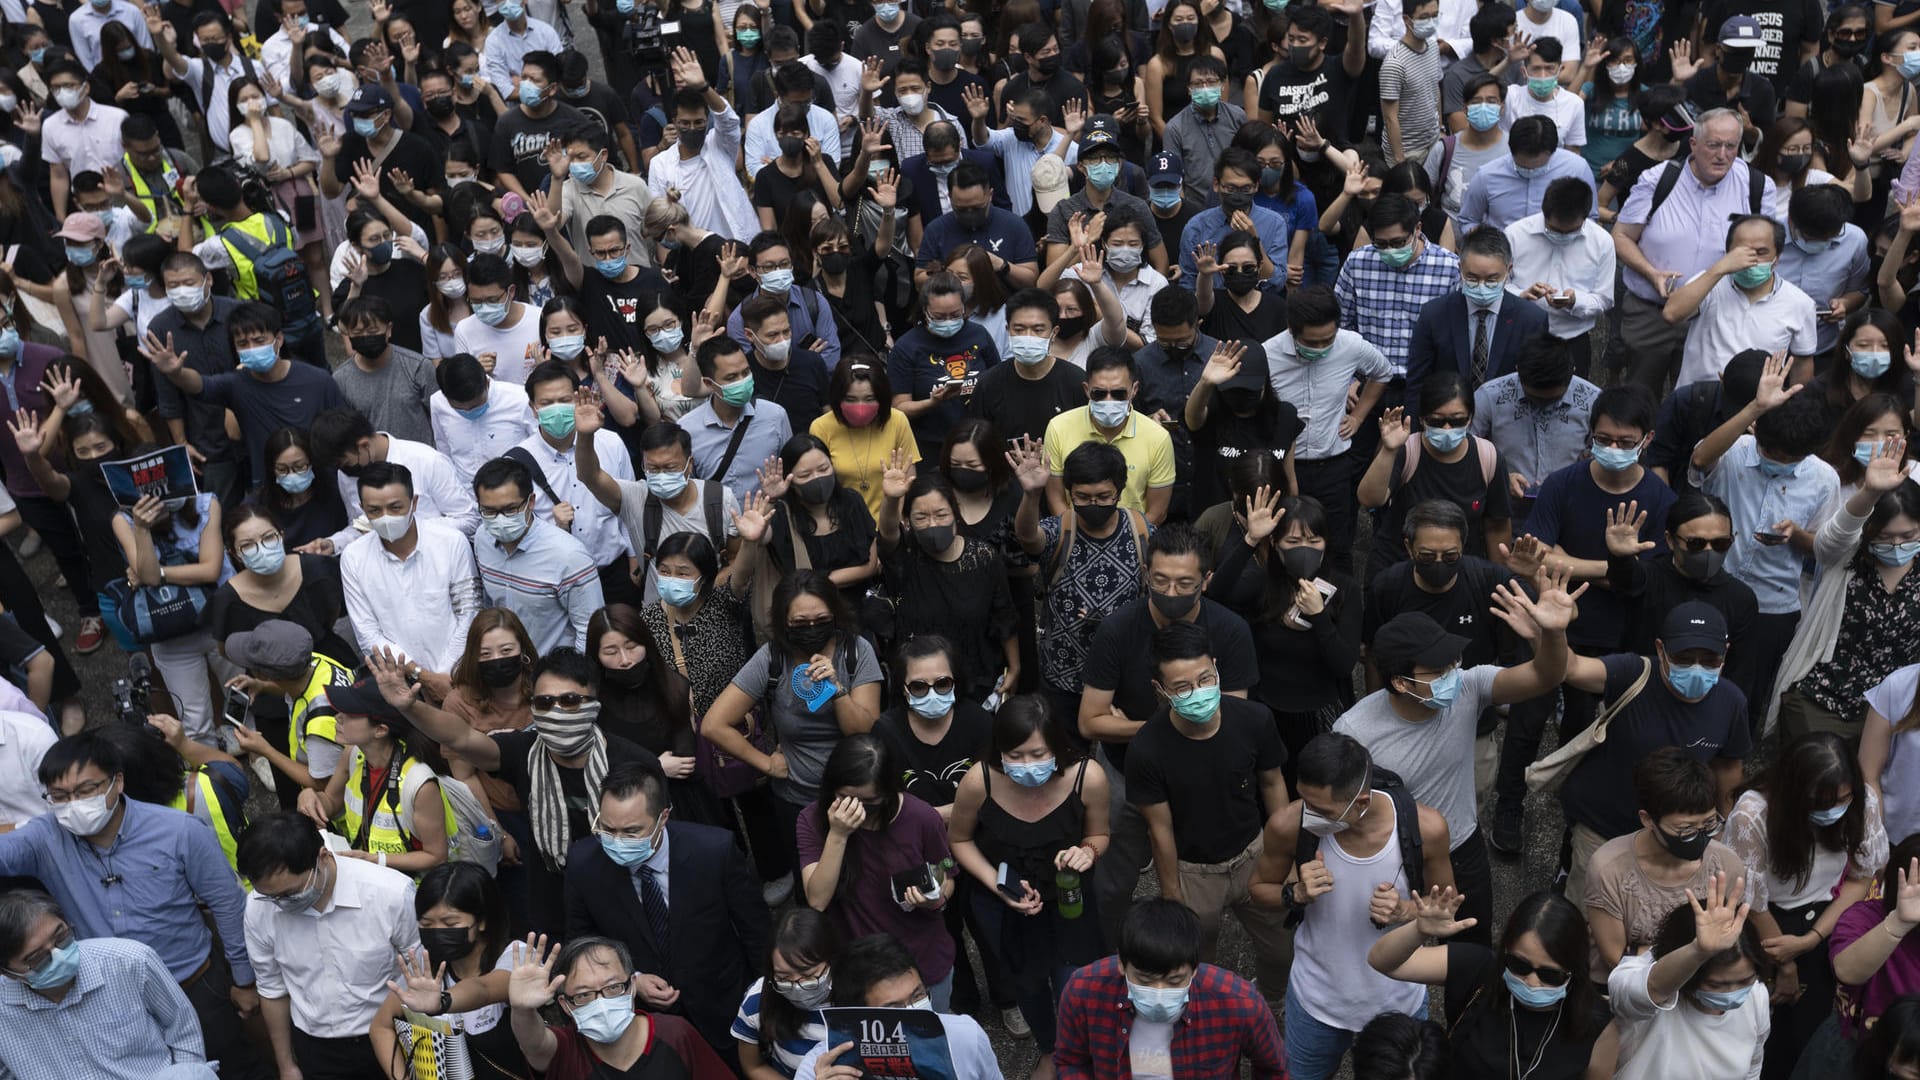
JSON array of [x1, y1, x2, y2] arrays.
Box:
[[1503, 955, 1571, 987], [1087, 387, 1131, 401], [532, 692, 597, 710], [905, 677, 956, 697], [1675, 535, 1735, 553]]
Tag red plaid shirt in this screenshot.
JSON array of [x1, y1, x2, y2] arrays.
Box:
[[1055, 957, 1289, 1079]]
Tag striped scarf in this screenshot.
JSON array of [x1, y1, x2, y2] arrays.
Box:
[[528, 705, 608, 869]]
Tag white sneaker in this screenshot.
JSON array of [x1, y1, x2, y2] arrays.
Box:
[[762, 877, 794, 906], [42, 615, 60, 639], [250, 755, 277, 793], [1003, 1007, 1031, 1037]]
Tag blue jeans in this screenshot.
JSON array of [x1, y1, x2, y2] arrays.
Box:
[[1284, 980, 1427, 1080]]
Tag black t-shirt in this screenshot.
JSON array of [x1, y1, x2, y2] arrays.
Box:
[[1000, 71, 1090, 124], [1365, 556, 1519, 735], [1702, 0, 1825, 97], [1202, 291, 1289, 345], [1124, 695, 1286, 863], [1257, 58, 1356, 128], [750, 348, 831, 434], [966, 359, 1087, 444], [558, 82, 633, 157], [332, 259, 429, 353], [415, 114, 492, 173], [206, 554, 356, 667], [1150, 202, 1202, 266], [1443, 944, 1612, 1080], [1188, 402, 1303, 511], [489, 102, 588, 195], [1681, 67, 1778, 132], [751, 158, 841, 212], [927, 71, 988, 125], [1600, 143, 1673, 206], [1558, 653, 1753, 838], [667, 233, 726, 315], [333, 131, 443, 242], [63, 469, 131, 593], [1080, 598, 1260, 766], [874, 702, 994, 809], [1368, 436, 1514, 570], [579, 267, 673, 354]]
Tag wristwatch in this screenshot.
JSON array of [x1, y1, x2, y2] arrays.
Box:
[[430, 989, 453, 1015], [1281, 881, 1299, 908]]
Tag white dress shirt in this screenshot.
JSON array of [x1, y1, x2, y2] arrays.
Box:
[[1263, 328, 1397, 460], [1505, 212, 1616, 337], [744, 104, 842, 178], [0, 710, 53, 830], [244, 855, 421, 1040], [481, 17, 565, 92], [978, 127, 1077, 217], [181, 55, 270, 153], [431, 380, 537, 484], [513, 429, 636, 567], [331, 435, 480, 548], [648, 104, 759, 241], [1368, 0, 1474, 60], [67, 0, 151, 73], [342, 518, 481, 674], [1677, 271, 1819, 386], [259, 25, 351, 90]]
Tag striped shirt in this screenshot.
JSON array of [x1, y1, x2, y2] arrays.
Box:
[[1334, 241, 1463, 377], [730, 978, 826, 1078], [476, 517, 605, 653]]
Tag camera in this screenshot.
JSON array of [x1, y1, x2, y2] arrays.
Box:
[[621, 5, 668, 78], [112, 653, 155, 727]]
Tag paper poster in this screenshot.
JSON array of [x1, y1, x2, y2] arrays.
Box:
[[822, 1007, 957, 1080], [100, 445, 198, 509]]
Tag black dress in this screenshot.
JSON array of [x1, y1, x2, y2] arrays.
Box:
[[972, 760, 1105, 971]]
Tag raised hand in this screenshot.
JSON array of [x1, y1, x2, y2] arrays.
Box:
[[1294, 113, 1326, 152], [1668, 39, 1700, 82], [1200, 339, 1243, 385], [1866, 436, 1911, 492], [1193, 241, 1219, 278], [733, 489, 773, 543], [1906, 328, 1920, 375], [859, 115, 887, 155], [572, 388, 604, 436], [1076, 240, 1104, 284], [528, 188, 560, 232], [506, 935, 563, 1010], [138, 330, 186, 374], [100, 165, 127, 200], [1242, 483, 1285, 544], [1899, 190, 1920, 235], [39, 365, 82, 410], [874, 168, 899, 209], [367, 645, 422, 709], [880, 446, 913, 501], [350, 157, 384, 201], [1752, 351, 1800, 412], [385, 947, 449, 1013], [690, 308, 722, 347], [757, 454, 789, 499], [1061, 97, 1086, 138], [1342, 157, 1369, 198], [718, 241, 749, 280], [1411, 885, 1478, 938], [1604, 500, 1655, 558], [860, 55, 885, 94], [1491, 561, 1586, 639], [961, 83, 990, 120], [1006, 435, 1050, 494], [670, 46, 707, 92], [1378, 406, 1411, 452], [6, 408, 40, 457], [1688, 871, 1751, 951]]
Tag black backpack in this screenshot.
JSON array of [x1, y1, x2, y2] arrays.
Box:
[[1647, 159, 1766, 221], [1287, 765, 1425, 925], [218, 212, 319, 335]]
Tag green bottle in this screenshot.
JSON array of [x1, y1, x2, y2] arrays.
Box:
[[1055, 870, 1083, 920]]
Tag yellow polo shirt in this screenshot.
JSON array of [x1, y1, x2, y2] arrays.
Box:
[[1042, 406, 1176, 512]]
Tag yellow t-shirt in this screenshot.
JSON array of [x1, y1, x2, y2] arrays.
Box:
[[811, 409, 922, 520], [1042, 406, 1177, 512]]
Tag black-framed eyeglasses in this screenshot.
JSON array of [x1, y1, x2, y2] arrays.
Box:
[[4, 925, 72, 976], [559, 978, 633, 1009], [1503, 954, 1570, 987], [1661, 815, 1723, 841], [1676, 535, 1735, 553], [479, 497, 531, 521], [1592, 434, 1644, 450], [234, 530, 284, 557], [43, 777, 112, 805], [1374, 233, 1415, 250], [905, 677, 956, 697], [532, 692, 597, 710]]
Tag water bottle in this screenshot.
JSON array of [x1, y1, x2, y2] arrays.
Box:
[[473, 821, 494, 841], [1055, 870, 1083, 920]]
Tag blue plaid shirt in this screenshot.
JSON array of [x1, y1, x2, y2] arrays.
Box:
[[1334, 241, 1463, 378]]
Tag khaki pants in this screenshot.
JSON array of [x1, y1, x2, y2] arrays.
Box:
[[1177, 834, 1292, 1007], [1561, 823, 1609, 910], [1777, 688, 1864, 747]]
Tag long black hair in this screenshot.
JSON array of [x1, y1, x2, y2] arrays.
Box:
[[759, 907, 841, 1052], [812, 734, 900, 895], [768, 570, 859, 666], [1476, 890, 1603, 1040], [1740, 732, 1869, 892]]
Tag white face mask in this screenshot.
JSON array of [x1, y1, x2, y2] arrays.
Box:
[[898, 92, 927, 115], [436, 278, 468, 298], [510, 243, 546, 267], [759, 338, 791, 363], [53, 87, 85, 111], [369, 511, 414, 542], [53, 784, 117, 836]]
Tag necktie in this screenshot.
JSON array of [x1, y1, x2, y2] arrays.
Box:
[[639, 866, 671, 958], [1472, 309, 1491, 382]]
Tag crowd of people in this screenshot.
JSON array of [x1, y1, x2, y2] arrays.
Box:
[[9, 0, 1920, 1076]]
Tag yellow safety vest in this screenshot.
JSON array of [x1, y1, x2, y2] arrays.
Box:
[[168, 766, 244, 882], [342, 750, 457, 859], [122, 152, 183, 232], [289, 654, 354, 764], [215, 211, 296, 301]]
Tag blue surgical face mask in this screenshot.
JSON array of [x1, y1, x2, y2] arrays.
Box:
[[1503, 969, 1568, 1008], [1409, 667, 1461, 710], [1085, 161, 1120, 189], [656, 574, 700, 608], [759, 268, 794, 294], [238, 344, 278, 373], [25, 940, 80, 990], [1090, 399, 1131, 428], [500, 0, 526, 19], [352, 116, 379, 137], [548, 334, 587, 360], [599, 832, 655, 866], [928, 317, 964, 338], [1694, 985, 1753, 1012], [65, 399, 94, 416], [1666, 661, 1720, 699], [125, 274, 147, 291], [648, 327, 683, 354], [570, 988, 637, 1043], [242, 538, 286, 575], [1757, 455, 1799, 480], [907, 686, 956, 719], [1856, 441, 1882, 467], [1169, 683, 1222, 723], [1871, 539, 1920, 566], [277, 468, 314, 493], [1005, 757, 1057, 786], [645, 469, 688, 500], [1463, 280, 1505, 307], [1901, 51, 1920, 78], [1127, 980, 1189, 1023], [519, 79, 546, 107], [596, 254, 629, 279], [1809, 800, 1851, 826], [1424, 426, 1468, 453], [1466, 102, 1501, 131], [1149, 187, 1182, 209], [473, 301, 510, 326], [0, 328, 18, 358], [1591, 441, 1641, 472], [456, 401, 491, 421], [65, 245, 96, 268], [570, 159, 601, 185], [1851, 350, 1892, 379]]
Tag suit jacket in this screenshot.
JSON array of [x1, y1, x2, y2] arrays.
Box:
[[1403, 291, 1550, 410], [899, 148, 1012, 223], [564, 821, 768, 1050]]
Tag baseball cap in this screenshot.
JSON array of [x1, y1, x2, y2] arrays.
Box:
[[326, 679, 407, 720], [1719, 350, 1769, 414], [1149, 150, 1184, 186], [1079, 114, 1122, 154], [1719, 15, 1763, 47], [1370, 612, 1471, 676], [53, 213, 105, 243], [1660, 602, 1729, 655], [225, 620, 314, 679], [1032, 155, 1071, 213], [346, 83, 393, 115], [1219, 347, 1271, 394]]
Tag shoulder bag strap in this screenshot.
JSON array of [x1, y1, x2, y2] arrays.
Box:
[[502, 446, 562, 505], [1592, 657, 1655, 735], [710, 414, 753, 482]]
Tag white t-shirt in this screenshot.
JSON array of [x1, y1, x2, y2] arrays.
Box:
[[1514, 6, 1580, 58], [1502, 83, 1588, 147], [1609, 952, 1769, 1080], [113, 286, 167, 342], [452, 307, 545, 387], [1129, 1018, 1176, 1080]]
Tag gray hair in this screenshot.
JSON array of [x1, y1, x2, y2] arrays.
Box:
[[1402, 498, 1470, 544], [555, 935, 634, 982], [0, 890, 63, 968], [1694, 108, 1742, 137]]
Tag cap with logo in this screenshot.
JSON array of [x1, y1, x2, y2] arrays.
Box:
[[1079, 114, 1123, 154], [1370, 612, 1471, 678], [346, 83, 395, 115], [1660, 601, 1729, 655], [1148, 150, 1184, 186], [1718, 15, 1763, 47]]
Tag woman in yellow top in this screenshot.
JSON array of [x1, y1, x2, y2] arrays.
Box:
[[809, 359, 920, 521], [296, 680, 450, 876]]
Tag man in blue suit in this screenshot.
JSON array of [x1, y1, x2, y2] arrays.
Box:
[[1403, 226, 1550, 410], [898, 120, 1009, 224], [564, 761, 768, 1070]]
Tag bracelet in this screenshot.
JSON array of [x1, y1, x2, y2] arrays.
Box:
[[1814, 925, 1829, 941], [378, 851, 388, 868], [1884, 918, 1908, 941]]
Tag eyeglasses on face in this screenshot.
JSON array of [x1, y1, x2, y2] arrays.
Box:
[[532, 692, 597, 710], [1503, 954, 1570, 987], [905, 677, 956, 696]]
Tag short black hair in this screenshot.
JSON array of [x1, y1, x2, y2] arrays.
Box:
[[1467, 2, 1514, 51], [1004, 286, 1058, 324], [356, 460, 415, 499], [1214, 146, 1259, 184], [308, 407, 374, 468], [437, 353, 489, 403], [533, 645, 598, 692], [1287, 284, 1340, 333], [1788, 182, 1852, 241], [236, 811, 324, 881], [1517, 335, 1575, 390], [1117, 898, 1203, 977], [1146, 521, 1210, 574], [336, 294, 393, 329], [1459, 225, 1511, 264], [1635, 746, 1718, 819], [600, 760, 671, 815], [1753, 391, 1829, 459], [830, 933, 920, 1005], [1725, 213, 1786, 253], [1296, 732, 1370, 801], [465, 252, 514, 289], [1541, 177, 1593, 223], [1530, 36, 1563, 64], [1151, 621, 1213, 676], [638, 421, 693, 457], [524, 359, 576, 401], [229, 302, 283, 342], [1402, 498, 1469, 544], [1508, 115, 1559, 157], [196, 165, 243, 211], [473, 456, 534, 502], [1149, 286, 1200, 329], [1591, 383, 1655, 435], [1086, 345, 1137, 381], [1061, 441, 1127, 490], [1367, 192, 1420, 236], [36, 731, 123, 788]]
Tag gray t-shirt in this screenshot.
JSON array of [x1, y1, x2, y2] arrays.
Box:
[[1044, 187, 1164, 249], [1331, 664, 1496, 848], [732, 636, 884, 804], [332, 347, 438, 447], [610, 476, 740, 603], [1380, 41, 1445, 166]]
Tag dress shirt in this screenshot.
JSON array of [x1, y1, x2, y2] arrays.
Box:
[[0, 801, 255, 986], [331, 436, 480, 550], [726, 285, 843, 367], [342, 518, 481, 673], [1263, 328, 1397, 460], [1777, 223, 1871, 353], [743, 104, 843, 179], [1061, 264, 1167, 344], [1164, 103, 1249, 210], [259, 25, 350, 89], [875, 103, 967, 160], [648, 105, 759, 240], [514, 429, 635, 567], [481, 17, 565, 91], [678, 398, 794, 499], [42, 102, 132, 177], [1505, 212, 1616, 337], [0, 710, 53, 828], [1695, 435, 1839, 614], [181, 55, 268, 153], [1676, 271, 1818, 386], [631, 823, 670, 903], [1469, 373, 1603, 496], [1618, 158, 1780, 302], [0, 938, 205, 1080], [1179, 204, 1291, 292], [978, 127, 1078, 216], [430, 380, 537, 484], [66, 0, 151, 73], [1334, 241, 1463, 376], [1460, 150, 1596, 234], [477, 517, 604, 653], [1367, 0, 1475, 61], [244, 855, 420, 1038]]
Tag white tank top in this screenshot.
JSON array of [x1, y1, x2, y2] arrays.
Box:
[[1288, 792, 1431, 1031]]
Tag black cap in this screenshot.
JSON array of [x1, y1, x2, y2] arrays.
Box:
[[325, 679, 406, 720], [1370, 612, 1471, 675], [1661, 602, 1729, 655], [1719, 350, 1768, 415], [1220, 347, 1271, 394]]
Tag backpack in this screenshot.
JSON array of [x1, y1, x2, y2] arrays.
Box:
[[398, 768, 503, 875], [1287, 765, 1424, 926], [641, 478, 726, 561], [218, 213, 319, 334], [1394, 433, 1499, 490], [1045, 508, 1150, 587], [1647, 159, 1766, 221]]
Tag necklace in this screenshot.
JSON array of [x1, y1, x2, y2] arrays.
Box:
[[1509, 998, 1562, 1080]]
